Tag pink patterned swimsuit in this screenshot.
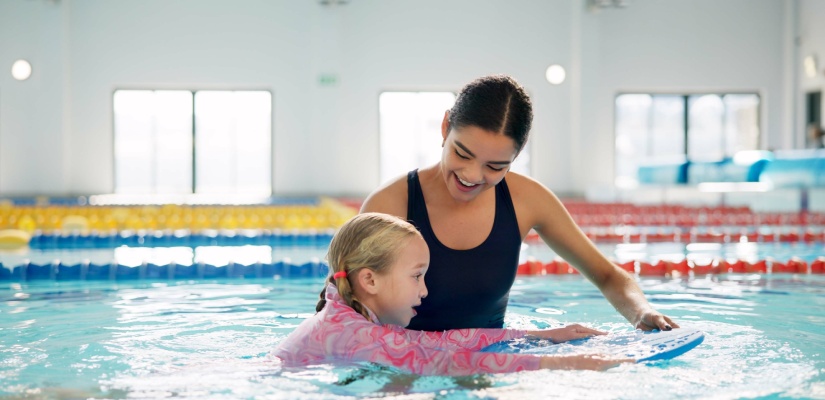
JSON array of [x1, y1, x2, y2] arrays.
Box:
[[271, 284, 541, 376]]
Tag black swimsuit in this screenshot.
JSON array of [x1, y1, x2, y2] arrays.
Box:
[[405, 169, 522, 331]]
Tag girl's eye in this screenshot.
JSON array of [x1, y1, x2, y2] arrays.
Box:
[[414, 273, 423, 281], [488, 165, 505, 172], [454, 150, 470, 160]]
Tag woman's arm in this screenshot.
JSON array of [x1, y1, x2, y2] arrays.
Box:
[[511, 175, 678, 331]]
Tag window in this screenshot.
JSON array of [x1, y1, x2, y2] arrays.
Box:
[[194, 91, 272, 195], [114, 90, 272, 195], [615, 93, 760, 186], [113, 90, 193, 194], [379, 91, 531, 185]]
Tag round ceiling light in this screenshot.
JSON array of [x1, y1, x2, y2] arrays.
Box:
[[11, 59, 32, 81], [545, 64, 566, 85]]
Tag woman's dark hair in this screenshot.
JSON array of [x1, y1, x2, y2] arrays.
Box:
[[448, 75, 533, 152]]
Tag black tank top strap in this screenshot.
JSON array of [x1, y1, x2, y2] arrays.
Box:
[[406, 169, 421, 228]]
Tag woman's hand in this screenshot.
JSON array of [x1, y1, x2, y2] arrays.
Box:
[[539, 354, 633, 371], [526, 324, 606, 344], [634, 310, 680, 331]]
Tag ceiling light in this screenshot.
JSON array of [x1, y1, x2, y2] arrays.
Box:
[[11, 59, 32, 81], [545, 64, 566, 85]]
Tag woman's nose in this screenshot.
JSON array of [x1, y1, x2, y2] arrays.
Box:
[[464, 162, 484, 183]]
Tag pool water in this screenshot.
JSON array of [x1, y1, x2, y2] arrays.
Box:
[[2, 274, 823, 399]]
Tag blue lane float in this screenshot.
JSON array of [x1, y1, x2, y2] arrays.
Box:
[[28, 230, 336, 250], [0, 260, 330, 281]]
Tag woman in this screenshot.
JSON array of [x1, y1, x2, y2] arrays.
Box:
[[361, 74, 678, 332]]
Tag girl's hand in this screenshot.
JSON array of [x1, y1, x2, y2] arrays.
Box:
[[539, 354, 633, 371], [527, 324, 606, 343], [634, 310, 680, 331]]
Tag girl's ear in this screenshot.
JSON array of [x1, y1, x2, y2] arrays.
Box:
[[354, 268, 379, 295]]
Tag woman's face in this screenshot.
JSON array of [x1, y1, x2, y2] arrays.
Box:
[[440, 125, 519, 202]]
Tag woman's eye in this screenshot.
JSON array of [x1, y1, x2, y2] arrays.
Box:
[[489, 165, 505, 172], [454, 150, 470, 160]]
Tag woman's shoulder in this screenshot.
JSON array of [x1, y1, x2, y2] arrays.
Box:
[[504, 171, 566, 225], [360, 173, 409, 218], [504, 171, 554, 198]]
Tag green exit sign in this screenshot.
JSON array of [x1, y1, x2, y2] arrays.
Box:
[[318, 74, 338, 86]]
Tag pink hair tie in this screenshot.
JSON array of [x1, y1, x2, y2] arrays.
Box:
[[333, 271, 347, 279]]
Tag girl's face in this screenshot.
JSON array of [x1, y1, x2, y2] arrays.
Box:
[[372, 235, 429, 327], [440, 124, 519, 202]]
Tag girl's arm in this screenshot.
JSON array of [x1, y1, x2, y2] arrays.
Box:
[[345, 324, 628, 375], [349, 324, 541, 375], [388, 326, 527, 351], [390, 323, 607, 351]]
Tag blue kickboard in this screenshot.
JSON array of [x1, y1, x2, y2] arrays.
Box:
[[481, 328, 704, 362]]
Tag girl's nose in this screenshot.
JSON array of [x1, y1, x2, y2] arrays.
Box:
[[420, 282, 428, 299]]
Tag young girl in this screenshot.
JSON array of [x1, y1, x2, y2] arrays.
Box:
[[272, 213, 630, 376]]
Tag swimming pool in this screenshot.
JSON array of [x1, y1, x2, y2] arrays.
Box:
[[2, 266, 823, 398]]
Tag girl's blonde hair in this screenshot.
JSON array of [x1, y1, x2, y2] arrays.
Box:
[[316, 212, 422, 321]]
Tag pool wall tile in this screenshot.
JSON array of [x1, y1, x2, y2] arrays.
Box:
[[202, 264, 228, 279], [228, 263, 258, 279], [173, 264, 197, 279], [116, 264, 141, 280], [26, 263, 54, 280], [57, 263, 82, 280], [87, 263, 113, 280], [144, 263, 170, 279], [291, 262, 313, 278], [11, 265, 24, 280], [260, 262, 281, 278]]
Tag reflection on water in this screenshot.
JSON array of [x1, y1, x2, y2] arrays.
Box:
[[1, 276, 823, 398]]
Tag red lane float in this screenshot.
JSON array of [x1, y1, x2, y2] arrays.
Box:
[[692, 260, 718, 275], [812, 258, 825, 273], [563, 202, 825, 230], [517, 257, 825, 276]]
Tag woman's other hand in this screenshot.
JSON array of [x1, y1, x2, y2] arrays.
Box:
[[634, 310, 680, 331]]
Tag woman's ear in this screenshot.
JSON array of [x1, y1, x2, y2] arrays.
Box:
[[441, 110, 450, 146], [354, 268, 379, 295]]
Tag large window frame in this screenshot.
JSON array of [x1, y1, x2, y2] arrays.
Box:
[[614, 92, 761, 187], [112, 89, 274, 196]]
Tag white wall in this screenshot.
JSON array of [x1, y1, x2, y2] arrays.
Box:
[[577, 0, 788, 191], [0, 0, 67, 194], [334, 0, 574, 192], [67, 0, 315, 195], [0, 0, 812, 197]]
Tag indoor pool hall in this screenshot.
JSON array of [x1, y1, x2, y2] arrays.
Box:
[[1, 1, 824, 399]]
